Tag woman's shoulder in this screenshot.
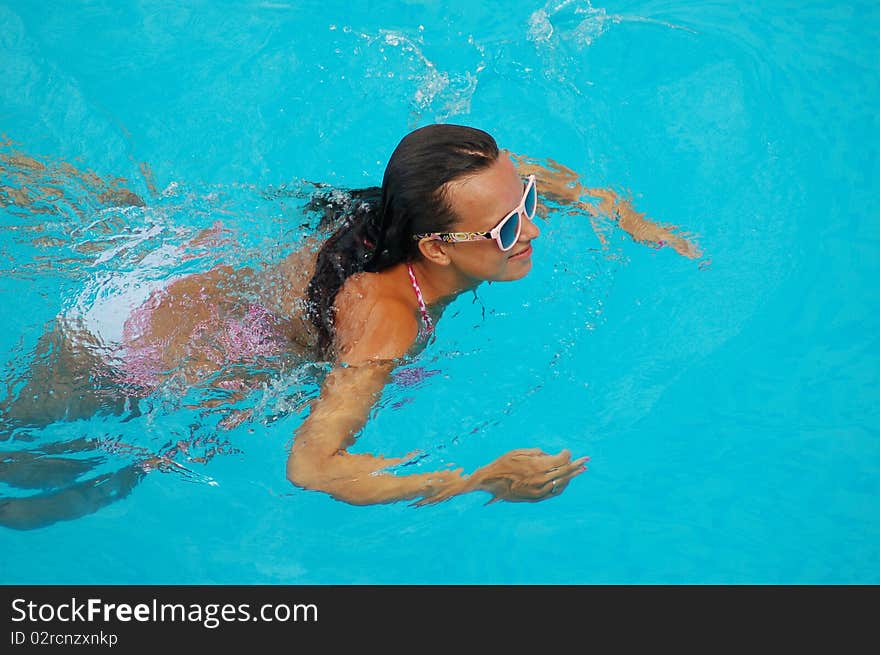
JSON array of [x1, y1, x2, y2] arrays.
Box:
[[336, 265, 413, 306], [333, 268, 420, 365]]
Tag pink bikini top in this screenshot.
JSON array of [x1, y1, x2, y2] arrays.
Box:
[[406, 263, 433, 335]]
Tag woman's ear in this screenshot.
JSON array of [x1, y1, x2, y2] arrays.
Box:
[[417, 238, 452, 266]]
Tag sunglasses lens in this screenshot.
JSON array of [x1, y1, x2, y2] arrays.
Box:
[[499, 212, 520, 250], [524, 180, 537, 218]]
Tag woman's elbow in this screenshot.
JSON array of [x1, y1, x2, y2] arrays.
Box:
[[286, 450, 324, 491], [286, 451, 381, 505]]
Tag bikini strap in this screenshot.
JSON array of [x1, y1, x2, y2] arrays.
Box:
[[406, 263, 434, 334]]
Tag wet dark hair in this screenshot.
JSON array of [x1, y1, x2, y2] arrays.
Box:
[[305, 123, 500, 357]]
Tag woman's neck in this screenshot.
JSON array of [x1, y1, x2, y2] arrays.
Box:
[[407, 259, 480, 311]]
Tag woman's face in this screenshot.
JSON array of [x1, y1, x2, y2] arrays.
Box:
[[443, 153, 541, 283]]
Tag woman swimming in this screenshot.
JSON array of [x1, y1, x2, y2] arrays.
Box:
[[0, 124, 702, 527]]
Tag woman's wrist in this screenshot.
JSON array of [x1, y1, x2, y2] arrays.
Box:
[[464, 464, 504, 497], [461, 470, 483, 494]]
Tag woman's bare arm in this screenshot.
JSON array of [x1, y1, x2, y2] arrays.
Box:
[[286, 357, 587, 506], [286, 286, 587, 505], [510, 153, 703, 259], [286, 359, 472, 505]]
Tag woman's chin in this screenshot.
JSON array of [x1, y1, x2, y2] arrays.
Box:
[[502, 258, 533, 281]]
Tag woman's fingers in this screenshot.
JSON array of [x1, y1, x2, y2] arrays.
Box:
[[530, 454, 589, 499], [536, 466, 586, 498], [510, 449, 588, 475], [670, 236, 703, 259], [539, 448, 573, 470], [538, 459, 587, 486]]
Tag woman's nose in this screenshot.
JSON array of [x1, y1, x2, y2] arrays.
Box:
[[521, 212, 541, 240]]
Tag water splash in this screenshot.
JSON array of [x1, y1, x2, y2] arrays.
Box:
[[528, 0, 611, 48], [526, 0, 696, 90], [529, 0, 695, 48], [333, 25, 486, 125]]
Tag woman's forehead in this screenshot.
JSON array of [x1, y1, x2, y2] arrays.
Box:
[[446, 157, 523, 229]]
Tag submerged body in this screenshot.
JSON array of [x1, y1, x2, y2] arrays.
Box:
[[0, 125, 703, 528]]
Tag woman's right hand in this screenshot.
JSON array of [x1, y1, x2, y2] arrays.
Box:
[[469, 448, 588, 503]]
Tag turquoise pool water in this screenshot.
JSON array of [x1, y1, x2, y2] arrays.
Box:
[[1, 0, 877, 583]]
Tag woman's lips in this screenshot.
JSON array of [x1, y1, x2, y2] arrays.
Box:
[[509, 244, 533, 260]]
